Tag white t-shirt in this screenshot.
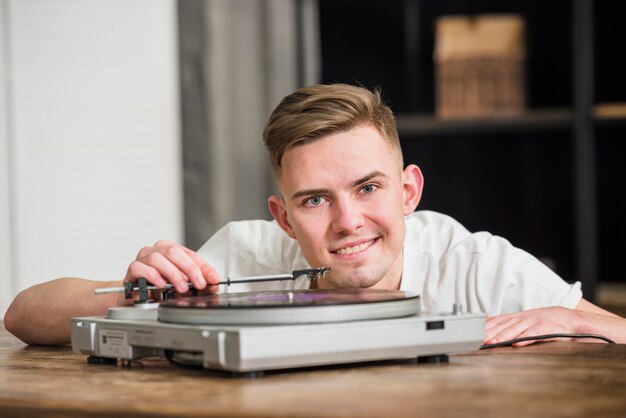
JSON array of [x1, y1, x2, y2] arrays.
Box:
[[197, 211, 582, 315]]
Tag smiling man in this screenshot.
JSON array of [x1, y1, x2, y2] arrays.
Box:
[[5, 83, 626, 346], [268, 124, 417, 291]]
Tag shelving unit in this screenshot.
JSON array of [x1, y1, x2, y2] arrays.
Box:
[[396, 109, 572, 137], [572, 0, 597, 301], [318, 0, 626, 300]]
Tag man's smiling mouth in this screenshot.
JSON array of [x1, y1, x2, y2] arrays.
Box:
[[332, 238, 377, 255]]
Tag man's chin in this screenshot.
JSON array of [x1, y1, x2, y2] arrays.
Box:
[[319, 267, 385, 289]]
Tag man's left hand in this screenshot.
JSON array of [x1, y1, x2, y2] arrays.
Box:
[[484, 306, 586, 347]]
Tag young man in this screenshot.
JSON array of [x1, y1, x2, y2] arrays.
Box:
[[5, 84, 625, 346]]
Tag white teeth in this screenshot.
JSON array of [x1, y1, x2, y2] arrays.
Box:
[[335, 239, 374, 255]]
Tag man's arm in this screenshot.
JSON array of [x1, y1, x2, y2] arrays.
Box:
[[484, 298, 626, 346], [4, 240, 220, 345], [4, 278, 120, 345]]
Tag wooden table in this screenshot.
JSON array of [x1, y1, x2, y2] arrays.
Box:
[[1, 322, 625, 418]]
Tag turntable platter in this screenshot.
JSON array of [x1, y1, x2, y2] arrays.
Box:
[[158, 289, 421, 325]]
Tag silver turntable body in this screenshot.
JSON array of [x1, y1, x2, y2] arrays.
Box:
[[71, 290, 485, 373]]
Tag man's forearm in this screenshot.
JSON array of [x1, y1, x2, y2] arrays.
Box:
[[4, 278, 120, 345], [574, 298, 626, 343], [576, 309, 626, 344]]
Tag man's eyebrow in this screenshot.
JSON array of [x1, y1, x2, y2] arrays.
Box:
[[289, 171, 389, 201], [350, 171, 388, 188], [290, 188, 329, 200]]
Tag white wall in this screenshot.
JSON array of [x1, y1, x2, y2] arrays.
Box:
[[0, 0, 14, 319], [0, 0, 182, 317]]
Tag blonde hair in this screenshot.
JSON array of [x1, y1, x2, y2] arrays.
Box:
[[263, 83, 401, 174]]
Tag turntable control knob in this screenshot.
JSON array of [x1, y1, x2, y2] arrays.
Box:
[[452, 303, 463, 315]]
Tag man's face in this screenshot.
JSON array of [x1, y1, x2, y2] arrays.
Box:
[[268, 124, 423, 290]]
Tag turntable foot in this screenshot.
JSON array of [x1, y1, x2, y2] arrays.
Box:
[[87, 356, 117, 366], [417, 354, 449, 364], [227, 370, 265, 379]]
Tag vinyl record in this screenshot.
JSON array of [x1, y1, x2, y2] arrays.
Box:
[[158, 289, 421, 325]]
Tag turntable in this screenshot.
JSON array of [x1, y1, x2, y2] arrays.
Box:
[[71, 269, 485, 375]]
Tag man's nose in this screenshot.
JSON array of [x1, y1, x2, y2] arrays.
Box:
[[331, 198, 365, 234]]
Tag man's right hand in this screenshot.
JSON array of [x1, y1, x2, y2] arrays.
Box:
[[122, 240, 220, 298]]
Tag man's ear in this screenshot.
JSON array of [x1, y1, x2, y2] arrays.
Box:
[[268, 195, 297, 239], [401, 164, 424, 215]]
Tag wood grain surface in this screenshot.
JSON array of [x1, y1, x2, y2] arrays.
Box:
[[1, 322, 625, 418]]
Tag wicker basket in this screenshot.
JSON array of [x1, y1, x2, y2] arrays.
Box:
[[434, 15, 526, 119]]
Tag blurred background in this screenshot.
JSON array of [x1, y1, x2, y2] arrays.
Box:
[[1, 0, 624, 317]]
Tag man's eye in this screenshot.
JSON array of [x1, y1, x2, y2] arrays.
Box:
[[304, 196, 326, 207], [360, 184, 378, 194]]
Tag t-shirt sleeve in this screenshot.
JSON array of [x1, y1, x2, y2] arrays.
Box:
[[196, 223, 232, 278], [442, 231, 582, 315], [194, 220, 309, 293]]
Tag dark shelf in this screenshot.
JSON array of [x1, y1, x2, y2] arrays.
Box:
[[396, 109, 573, 137], [319, 0, 626, 296], [594, 117, 626, 128]]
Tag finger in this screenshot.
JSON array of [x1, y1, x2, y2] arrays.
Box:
[[484, 314, 534, 343], [511, 328, 558, 347], [125, 261, 167, 288], [485, 313, 515, 330], [153, 239, 177, 249], [136, 245, 155, 259], [511, 336, 543, 347], [182, 248, 221, 285], [485, 319, 534, 346], [152, 245, 207, 290], [148, 240, 205, 287], [484, 317, 519, 342], [196, 284, 220, 296], [142, 252, 189, 293]]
